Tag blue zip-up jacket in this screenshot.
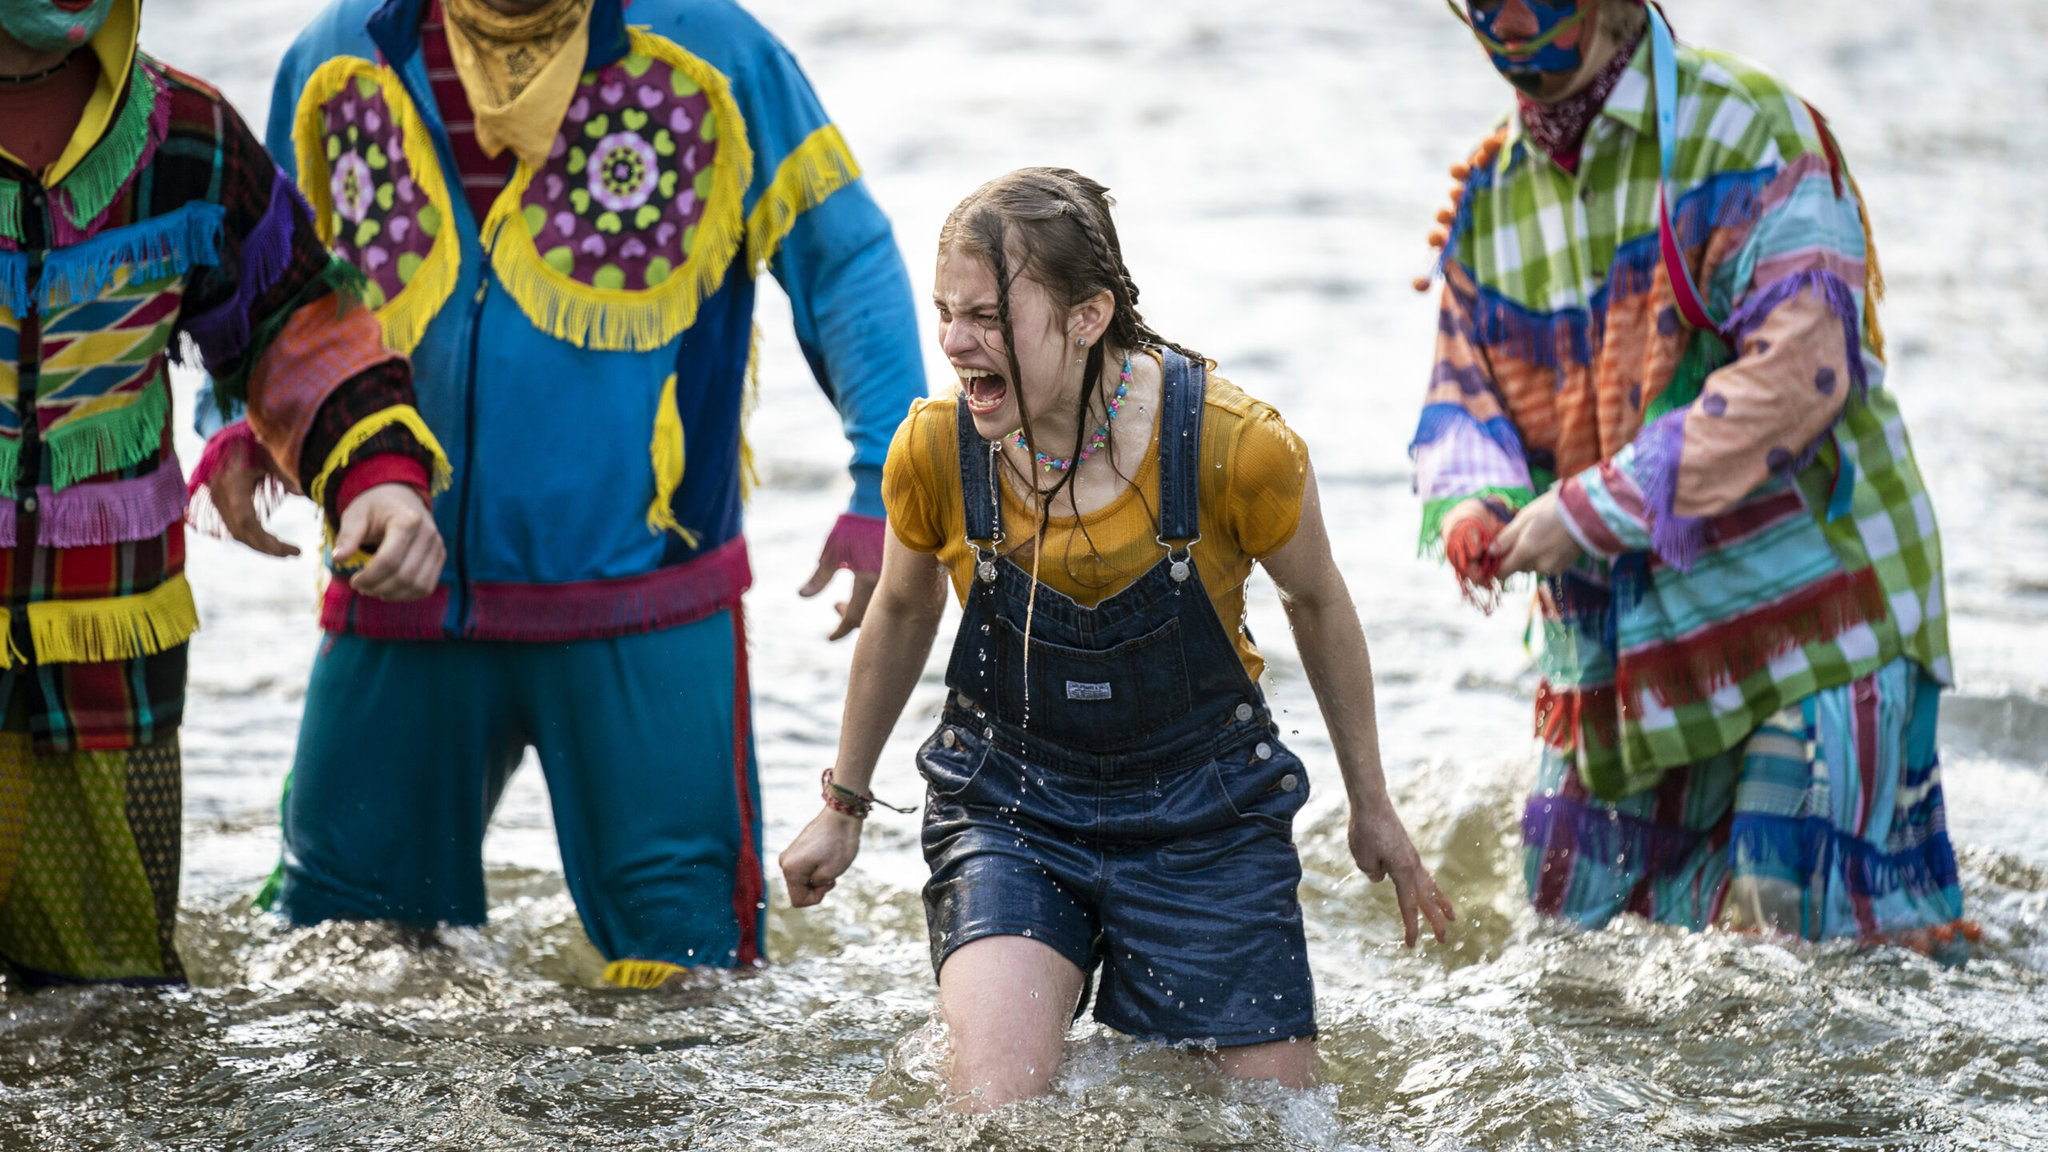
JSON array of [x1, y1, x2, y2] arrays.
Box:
[[261, 0, 923, 640]]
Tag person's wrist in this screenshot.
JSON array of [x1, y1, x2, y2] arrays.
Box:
[[821, 767, 872, 819]]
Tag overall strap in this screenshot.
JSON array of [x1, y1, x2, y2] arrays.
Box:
[[1156, 348, 1205, 545], [955, 399, 1001, 547]]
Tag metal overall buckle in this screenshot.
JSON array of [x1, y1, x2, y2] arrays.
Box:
[[1157, 532, 1201, 583], [970, 440, 1007, 583]]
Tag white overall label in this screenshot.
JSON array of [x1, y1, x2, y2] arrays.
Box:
[[1065, 681, 1113, 701]]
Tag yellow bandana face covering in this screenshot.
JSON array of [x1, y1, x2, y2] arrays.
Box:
[[440, 0, 592, 169]]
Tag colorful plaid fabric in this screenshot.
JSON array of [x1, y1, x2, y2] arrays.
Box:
[[1415, 36, 1950, 798], [1523, 656, 1962, 947], [0, 57, 427, 753], [0, 507, 188, 752]]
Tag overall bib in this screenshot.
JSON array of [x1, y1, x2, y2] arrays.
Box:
[[919, 350, 1317, 1047]]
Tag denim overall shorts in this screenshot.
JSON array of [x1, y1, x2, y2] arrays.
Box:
[[918, 349, 1317, 1048]]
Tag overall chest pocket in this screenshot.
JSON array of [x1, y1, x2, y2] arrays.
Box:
[[992, 616, 1191, 753]]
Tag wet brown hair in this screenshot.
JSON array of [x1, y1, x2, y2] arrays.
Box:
[[938, 168, 1202, 577]]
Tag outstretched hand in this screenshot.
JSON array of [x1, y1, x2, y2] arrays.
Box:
[[207, 454, 298, 558], [799, 561, 879, 641], [778, 807, 863, 907], [334, 483, 444, 601], [1349, 797, 1456, 947]]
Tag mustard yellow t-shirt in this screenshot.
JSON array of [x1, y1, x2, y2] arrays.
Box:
[[883, 365, 1308, 682]]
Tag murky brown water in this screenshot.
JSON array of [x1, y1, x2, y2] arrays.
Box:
[[4, 0, 2045, 1148]]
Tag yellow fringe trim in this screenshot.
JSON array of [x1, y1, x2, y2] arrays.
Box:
[[0, 609, 25, 668], [739, 322, 760, 501], [293, 57, 461, 356], [744, 123, 861, 272], [603, 958, 688, 989], [306, 405, 455, 549], [25, 573, 198, 665], [479, 29, 753, 352], [646, 373, 699, 546]]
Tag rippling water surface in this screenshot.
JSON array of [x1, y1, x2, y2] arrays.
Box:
[[4, 0, 2045, 1148]]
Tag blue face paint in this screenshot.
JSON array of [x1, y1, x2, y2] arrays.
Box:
[[1468, 0, 1590, 76]]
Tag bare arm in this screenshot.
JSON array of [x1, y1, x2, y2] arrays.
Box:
[[779, 530, 951, 906], [1260, 462, 1455, 945]]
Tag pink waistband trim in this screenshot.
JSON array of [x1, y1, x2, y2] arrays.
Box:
[[0, 457, 188, 548], [321, 536, 753, 642]]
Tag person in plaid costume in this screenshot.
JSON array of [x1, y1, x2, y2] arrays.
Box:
[[1417, 0, 1968, 953], [0, 0, 444, 986]]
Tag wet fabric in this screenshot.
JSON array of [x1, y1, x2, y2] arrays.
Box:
[[883, 357, 1306, 683], [0, 728, 181, 983], [1522, 655, 1960, 941], [276, 608, 764, 969], [918, 349, 1316, 1047], [1414, 33, 1949, 799]]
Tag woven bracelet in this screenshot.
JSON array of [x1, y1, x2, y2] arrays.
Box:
[[819, 768, 916, 818]]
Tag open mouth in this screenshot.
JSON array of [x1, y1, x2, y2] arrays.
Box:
[[958, 369, 1008, 415]]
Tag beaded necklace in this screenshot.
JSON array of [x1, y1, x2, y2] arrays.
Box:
[[1012, 355, 1132, 473]]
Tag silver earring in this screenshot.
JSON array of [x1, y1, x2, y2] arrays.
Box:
[[1075, 337, 1086, 347]]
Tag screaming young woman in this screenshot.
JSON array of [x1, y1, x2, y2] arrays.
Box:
[[779, 168, 1454, 1108]]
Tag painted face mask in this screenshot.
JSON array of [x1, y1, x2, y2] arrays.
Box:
[[1448, 0, 1595, 87], [0, 0, 115, 54]]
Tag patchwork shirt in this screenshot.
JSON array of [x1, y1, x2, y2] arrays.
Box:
[[0, 14, 437, 753], [1412, 36, 1950, 799]]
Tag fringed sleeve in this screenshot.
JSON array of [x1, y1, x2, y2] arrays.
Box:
[[1410, 265, 1538, 556], [1575, 149, 1872, 571], [183, 99, 445, 534]]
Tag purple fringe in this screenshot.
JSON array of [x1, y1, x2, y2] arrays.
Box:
[[1632, 409, 1705, 573], [1728, 814, 1960, 903], [47, 65, 173, 248], [1724, 266, 1870, 403], [182, 169, 306, 367], [1522, 792, 1704, 878], [0, 458, 187, 548]]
